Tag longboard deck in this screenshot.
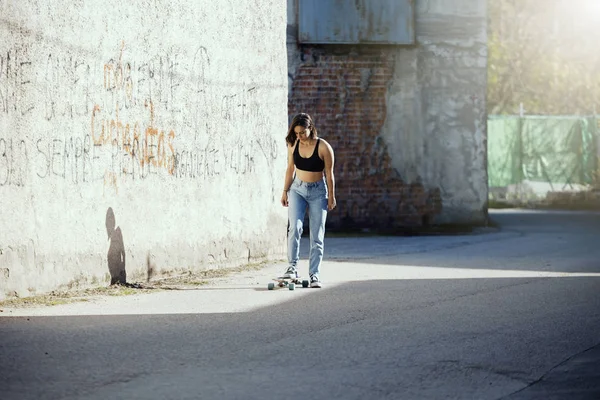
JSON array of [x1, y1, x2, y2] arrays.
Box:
[[268, 277, 310, 290]]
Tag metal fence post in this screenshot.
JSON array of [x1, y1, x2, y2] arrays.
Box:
[[517, 103, 525, 200]]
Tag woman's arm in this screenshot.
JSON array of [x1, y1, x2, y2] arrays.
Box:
[[281, 144, 296, 207], [321, 139, 336, 210]]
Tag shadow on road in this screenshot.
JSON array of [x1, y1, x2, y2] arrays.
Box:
[[3, 209, 600, 399], [2, 275, 600, 400]]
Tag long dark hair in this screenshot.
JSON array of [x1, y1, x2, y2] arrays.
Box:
[[286, 113, 318, 146]]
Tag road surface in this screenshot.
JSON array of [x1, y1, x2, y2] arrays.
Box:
[[1, 209, 599, 399]]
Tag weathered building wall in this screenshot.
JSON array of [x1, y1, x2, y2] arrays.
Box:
[[287, 0, 488, 229], [0, 0, 288, 299]]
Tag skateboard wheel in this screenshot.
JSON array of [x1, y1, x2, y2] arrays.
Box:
[[268, 283, 275, 290], [302, 280, 309, 288], [288, 283, 295, 291]]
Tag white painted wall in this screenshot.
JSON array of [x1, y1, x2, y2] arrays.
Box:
[[0, 0, 288, 299]]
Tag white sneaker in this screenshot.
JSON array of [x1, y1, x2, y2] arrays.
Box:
[[310, 274, 322, 288], [283, 266, 298, 279]]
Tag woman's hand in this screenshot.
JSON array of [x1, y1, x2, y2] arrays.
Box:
[[328, 196, 337, 211], [281, 191, 289, 207]]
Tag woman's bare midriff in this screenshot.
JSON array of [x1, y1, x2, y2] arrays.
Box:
[[295, 169, 324, 183]]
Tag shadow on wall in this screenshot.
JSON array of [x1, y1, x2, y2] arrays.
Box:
[[106, 207, 126, 285]]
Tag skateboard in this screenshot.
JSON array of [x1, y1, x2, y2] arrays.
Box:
[[268, 277, 310, 291]]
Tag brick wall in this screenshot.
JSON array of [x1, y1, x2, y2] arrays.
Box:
[[289, 47, 442, 231]]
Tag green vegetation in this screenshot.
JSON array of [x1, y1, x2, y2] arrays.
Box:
[[488, 0, 600, 115]]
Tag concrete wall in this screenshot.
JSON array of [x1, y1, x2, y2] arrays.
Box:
[[287, 0, 488, 229], [0, 0, 288, 299]]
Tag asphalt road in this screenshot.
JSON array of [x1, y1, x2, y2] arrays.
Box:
[[1, 209, 600, 399]]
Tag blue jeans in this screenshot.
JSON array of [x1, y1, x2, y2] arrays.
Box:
[[287, 176, 328, 278]]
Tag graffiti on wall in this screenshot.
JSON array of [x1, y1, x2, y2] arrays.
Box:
[[0, 41, 280, 191], [0, 46, 34, 116], [0, 138, 28, 187]]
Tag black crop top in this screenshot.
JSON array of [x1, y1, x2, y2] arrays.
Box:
[[293, 139, 325, 172]]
